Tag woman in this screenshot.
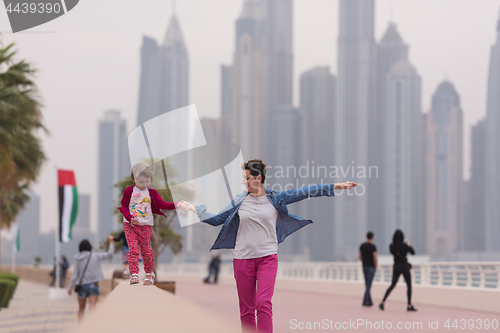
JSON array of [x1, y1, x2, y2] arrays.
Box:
[[178, 159, 357, 333], [113, 230, 129, 278], [379, 229, 417, 311], [67, 236, 115, 322]]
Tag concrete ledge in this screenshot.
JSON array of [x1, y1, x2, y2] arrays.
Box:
[[68, 280, 240, 332]]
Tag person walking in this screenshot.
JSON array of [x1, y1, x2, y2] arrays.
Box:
[[359, 231, 377, 306], [67, 236, 115, 323], [379, 229, 417, 311], [178, 159, 357, 333], [60, 256, 69, 287], [204, 254, 221, 284], [113, 230, 129, 278]]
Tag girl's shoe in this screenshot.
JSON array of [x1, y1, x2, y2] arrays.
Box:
[[143, 272, 155, 285], [407, 305, 417, 311], [130, 273, 139, 285], [379, 303, 384, 310]]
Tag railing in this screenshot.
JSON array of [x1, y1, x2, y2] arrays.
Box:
[[158, 262, 500, 290]]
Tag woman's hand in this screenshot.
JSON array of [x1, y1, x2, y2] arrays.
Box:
[[334, 182, 358, 190], [67, 290, 72, 295], [107, 235, 114, 244], [178, 201, 198, 215]]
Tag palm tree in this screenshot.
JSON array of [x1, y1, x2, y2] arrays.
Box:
[[0, 42, 47, 264]]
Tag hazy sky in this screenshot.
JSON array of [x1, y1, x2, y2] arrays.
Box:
[[0, 0, 499, 234]]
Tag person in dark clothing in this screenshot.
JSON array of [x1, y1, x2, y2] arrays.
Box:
[[379, 229, 417, 311], [114, 230, 129, 278], [60, 256, 69, 287], [359, 231, 377, 306], [49, 256, 70, 287], [204, 254, 221, 284]]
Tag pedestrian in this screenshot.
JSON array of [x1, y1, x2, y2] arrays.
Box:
[[178, 158, 357, 333], [204, 254, 221, 284], [359, 231, 377, 306], [60, 256, 69, 287], [67, 236, 115, 323], [113, 230, 129, 278], [117, 162, 177, 285], [379, 229, 417, 311]]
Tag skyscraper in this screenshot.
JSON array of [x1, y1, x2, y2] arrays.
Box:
[[220, 64, 233, 142], [136, 10, 189, 128], [262, 0, 294, 165], [98, 110, 129, 242], [464, 119, 486, 251], [426, 81, 463, 258], [299, 66, 336, 261], [334, 0, 376, 259], [485, 8, 500, 252], [384, 60, 423, 250], [230, 0, 267, 160], [372, 23, 410, 251], [225, 0, 294, 165]]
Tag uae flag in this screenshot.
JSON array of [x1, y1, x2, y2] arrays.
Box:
[[58, 169, 78, 243]]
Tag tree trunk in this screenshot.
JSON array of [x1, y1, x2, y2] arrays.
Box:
[[151, 227, 160, 278], [0, 202, 3, 268]]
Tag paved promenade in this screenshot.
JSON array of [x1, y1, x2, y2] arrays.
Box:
[[175, 280, 500, 333], [0, 280, 78, 333], [1, 277, 500, 333]]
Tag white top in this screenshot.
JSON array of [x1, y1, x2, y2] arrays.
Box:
[[233, 194, 278, 259], [123, 186, 153, 226]]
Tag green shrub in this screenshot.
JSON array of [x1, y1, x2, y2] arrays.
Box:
[[0, 280, 15, 308], [0, 272, 19, 293]]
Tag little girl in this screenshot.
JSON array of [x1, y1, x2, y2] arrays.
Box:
[[118, 162, 177, 285]]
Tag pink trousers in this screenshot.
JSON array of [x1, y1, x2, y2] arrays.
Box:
[[233, 254, 278, 333], [123, 223, 153, 275]]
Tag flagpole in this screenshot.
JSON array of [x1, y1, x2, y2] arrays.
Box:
[[11, 248, 15, 274], [55, 165, 60, 289]]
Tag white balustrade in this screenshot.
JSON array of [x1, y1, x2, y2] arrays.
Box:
[[155, 261, 500, 290]]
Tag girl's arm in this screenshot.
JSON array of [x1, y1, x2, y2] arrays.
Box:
[[118, 188, 133, 222], [279, 182, 357, 205], [95, 237, 115, 261], [153, 190, 177, 210]]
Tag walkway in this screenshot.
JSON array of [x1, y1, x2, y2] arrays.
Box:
[[175, 280, 500, 332], [0, 280, 78, 333]]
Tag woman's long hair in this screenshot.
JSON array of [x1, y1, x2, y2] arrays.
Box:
[[392, 229, 405, 245]]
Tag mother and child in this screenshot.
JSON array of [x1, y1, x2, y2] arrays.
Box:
[[177, 158, 357, 333]]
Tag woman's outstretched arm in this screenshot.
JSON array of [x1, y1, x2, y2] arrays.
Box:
[[279, 182, 358, 205], [177, 200, 235, 226]]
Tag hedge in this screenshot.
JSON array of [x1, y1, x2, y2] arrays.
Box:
[[0, 279, 15, 308], [0, 272, 19, 292]]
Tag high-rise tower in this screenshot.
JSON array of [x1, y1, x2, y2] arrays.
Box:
[[485, 8, 500, 251], [426, 81, 463, 258], [334, 0, 376, 259]]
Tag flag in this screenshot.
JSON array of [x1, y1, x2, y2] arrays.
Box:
[[58, 169, 78, 243], [12, 221, 19, 253]]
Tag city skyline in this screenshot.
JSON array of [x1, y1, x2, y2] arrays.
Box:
[[0, 0, 498, 248]]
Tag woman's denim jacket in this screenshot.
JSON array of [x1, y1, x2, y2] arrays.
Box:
[[195, 183, 336, 250]]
